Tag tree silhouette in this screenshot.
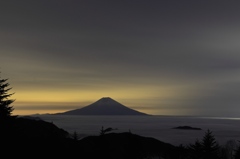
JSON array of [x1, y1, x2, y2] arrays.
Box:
[[234, 141, 240, 159], [71, 130, 80, 140], [99, 126, 117, 135], [187, 129, 220, 159], [0, 74, 15, 119], [188, 139, 203, 159], [200, 129, 220, 159], [221, 139, 238, 159]]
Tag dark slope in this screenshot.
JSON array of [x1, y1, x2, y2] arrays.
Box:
[[1, 117, 180, 158], [56, 97, 149, 115], [0, 116, 75, 157], [77, 132, 178, 159]]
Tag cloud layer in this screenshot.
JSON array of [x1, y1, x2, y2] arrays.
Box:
[[1, 1, 240, 116]]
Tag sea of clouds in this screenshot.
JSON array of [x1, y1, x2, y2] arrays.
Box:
[[34, 115, 240, 146]]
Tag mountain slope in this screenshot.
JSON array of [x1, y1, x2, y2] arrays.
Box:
[[56, 97, 149, 115], [77, 132, 177, 159]]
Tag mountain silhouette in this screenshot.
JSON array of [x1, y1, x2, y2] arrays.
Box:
[[56, 97, 149, 115]]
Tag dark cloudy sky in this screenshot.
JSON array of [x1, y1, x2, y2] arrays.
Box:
[[1, 0, 240, 116]]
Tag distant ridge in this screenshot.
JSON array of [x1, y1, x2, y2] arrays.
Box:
[[55, 97, 149, 115]]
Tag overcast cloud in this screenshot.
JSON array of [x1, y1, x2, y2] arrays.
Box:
[[1, 1, 240, 116]]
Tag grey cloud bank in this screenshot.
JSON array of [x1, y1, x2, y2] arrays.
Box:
[[1, 1, 240, 116]]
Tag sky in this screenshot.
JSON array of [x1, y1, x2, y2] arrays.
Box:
[[1, 0, 240, 117]]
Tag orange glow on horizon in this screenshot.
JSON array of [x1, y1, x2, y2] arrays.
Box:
[[11, 84, 192, 116]]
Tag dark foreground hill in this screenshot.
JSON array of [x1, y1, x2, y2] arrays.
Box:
[[78, 132, 177, 159], [0, 116, 73, 157], [1, 116, 235, 159], [0, 116, 181, 159], [55, 97, 149, 115]]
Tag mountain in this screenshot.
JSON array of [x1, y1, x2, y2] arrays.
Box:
[[55, 97, 149, 115]]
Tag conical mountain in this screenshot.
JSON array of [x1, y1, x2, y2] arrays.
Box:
[[56, 97, 149, 115]]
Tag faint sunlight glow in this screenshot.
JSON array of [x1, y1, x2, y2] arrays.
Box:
[[12, 85, 183, 116]]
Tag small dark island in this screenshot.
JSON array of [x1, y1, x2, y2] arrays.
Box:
[[172, 126, 202, 130]]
